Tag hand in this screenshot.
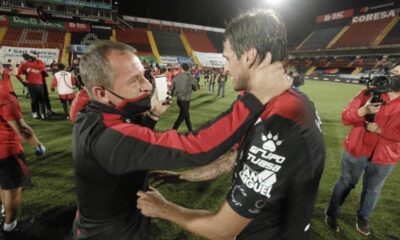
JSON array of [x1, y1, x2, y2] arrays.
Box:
[[137, 188, 170, 218], [150, 90, 171, 117], [358, 99, 382, 116], [35, 144, 46, 156], [366, 122, 381, 134], [149, 171, 186, 187], [248, 52, 290, 104]]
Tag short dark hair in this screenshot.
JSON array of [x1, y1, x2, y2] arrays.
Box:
[[224, 9, 287, 63], [182, 63, 190, 71], [57, 63, 65, 70]]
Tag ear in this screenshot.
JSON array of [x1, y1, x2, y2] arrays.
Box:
[[244, 48, 258, 68], [92, 86, 110, 104]]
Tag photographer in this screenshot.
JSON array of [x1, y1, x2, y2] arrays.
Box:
[[325, 62, 400, 236]]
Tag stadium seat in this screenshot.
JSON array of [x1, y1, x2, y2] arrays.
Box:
[[116, 28, 153, 54], [298, 27, 344, 50], [207, 31, 224, 53], [380, 20, 400, 45], [184, 32, 216, 53], [332, 18, 394, 48], [152, 30, 188, 56]]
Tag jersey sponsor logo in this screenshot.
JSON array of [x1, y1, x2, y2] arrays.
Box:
[[239, 164, 276, 198], [231, 185, 247, 207]]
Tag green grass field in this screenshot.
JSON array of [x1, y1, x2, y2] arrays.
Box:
[[9, 76, 400, 240]]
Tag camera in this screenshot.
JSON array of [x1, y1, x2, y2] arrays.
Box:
[[363, 71, 392, 122]]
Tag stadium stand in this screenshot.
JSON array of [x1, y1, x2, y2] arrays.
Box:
[[2, 27, 65, 48], [71, 28, 111, 45], [298, 26, 344, 50], [207, 31, 224, 53], [331, 17, 394, 48], [184, 31, 216, 53], [116, 28, 153, 54], [152, 30, 188, 56], [380, 19, 400, 45]]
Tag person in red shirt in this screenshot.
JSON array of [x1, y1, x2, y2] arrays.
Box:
[[0, 89, 46, 238], [0, 63, 16, 98], [325, 62, 400, 236], [16, 53, 46, 119]]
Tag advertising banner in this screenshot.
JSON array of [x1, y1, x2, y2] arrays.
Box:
[[9, 16, 65, 30], [193, 51, 226, 68], [66, 22, 91, 32], [352, 8, 400, 23], [46, 0, 112, 10], [161, 56, 179, 64], [316, 9, 354, 23], [0, 46, 60, 65], [177, 57, 193, 65]]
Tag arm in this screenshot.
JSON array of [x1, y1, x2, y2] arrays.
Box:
[[137, 190, 251, 240], [94, 93, 264, 175], [180, 150, 237, 181], [50, 76, 57, 91], [7, 119, 42, 148], [342, 90, 369, 126]]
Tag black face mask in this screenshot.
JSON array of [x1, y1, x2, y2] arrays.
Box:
[[390, 75, 400, 92], [104, 87, 151, 117]]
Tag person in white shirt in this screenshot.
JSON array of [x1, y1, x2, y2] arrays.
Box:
[[51, 63, 77, 119]]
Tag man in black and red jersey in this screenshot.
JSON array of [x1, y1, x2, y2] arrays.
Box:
[[0, 89, 46, 239], [71, 39, 289, 240], [137, 9, 325, 240]]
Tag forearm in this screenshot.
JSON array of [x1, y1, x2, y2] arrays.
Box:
[[161, 203, 231, 240], [180, 150, 236, 182], [20, 126, 41, 147]]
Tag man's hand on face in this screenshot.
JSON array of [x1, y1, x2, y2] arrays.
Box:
[[248, 52, 290, 104], [137, 188, 170, 218], [150, 90, 172, 117]]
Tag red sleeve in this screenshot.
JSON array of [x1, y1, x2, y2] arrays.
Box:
[[342, 90, 368, 126], [70, 90, 90, 123], [1, 97, 22, 121], [91, 93, 265, 174], [16, 64, 25, 81], [51, 76, 57, 90]]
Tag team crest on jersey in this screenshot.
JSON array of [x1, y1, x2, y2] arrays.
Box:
[[261, 132, 283, 152]]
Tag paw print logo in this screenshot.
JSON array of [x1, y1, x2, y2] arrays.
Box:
[[261, 132, 283, 152]]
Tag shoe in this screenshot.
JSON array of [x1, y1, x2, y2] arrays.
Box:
[[32, 112, 39, 119], [40, 114, 47, 120], [356, 215, 371, 236], [325, 210, 340, 232], [2, 220, 33, 240], [47, 111, 56, 116]]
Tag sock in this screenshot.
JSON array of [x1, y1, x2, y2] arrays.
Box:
[[3, 220, 17, 232]]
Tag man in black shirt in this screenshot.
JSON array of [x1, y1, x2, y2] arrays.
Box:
[[72, 40, 289, 240], [137, 9, 325, 240]]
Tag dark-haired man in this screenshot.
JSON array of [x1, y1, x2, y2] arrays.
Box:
[[172, 63, 198, 132], [138, 9, 325, 240]]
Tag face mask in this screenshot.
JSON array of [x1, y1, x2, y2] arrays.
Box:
[[104, 87, 151, 117], [390, 75, 400, 92]]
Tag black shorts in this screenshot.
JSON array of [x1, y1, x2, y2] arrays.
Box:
[[0, 154, 32, 190]]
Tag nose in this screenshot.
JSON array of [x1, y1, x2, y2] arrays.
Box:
[[140, 76, 153, 92]]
